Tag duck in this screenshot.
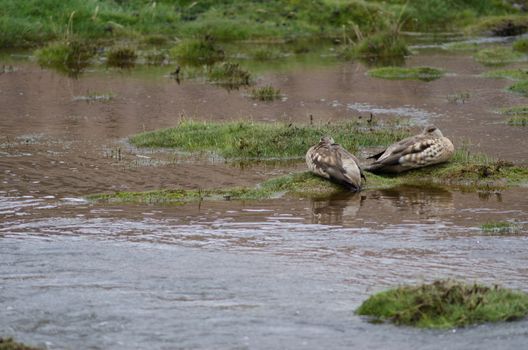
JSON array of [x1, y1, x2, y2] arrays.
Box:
[[365, 125, 454, 174], [306, 136, 365, 192]]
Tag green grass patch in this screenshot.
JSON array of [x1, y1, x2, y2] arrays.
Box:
[[443, 41, 481, 52], [170, 37, 225, 66], [481, 221, 525, 234], [513, 38, 528, 53], [507, 116, 528, 126], [106, 46, 137, 69], [508, 80, 528, 96], [368, 66, 443, 82], [35, 39, 95, 76], [356, 279, 528, 329], [129, 119, 410, 160], [474, 47, 525, 66], [342, 30, 409, 62], [249, 85, 282, 101], [207, 62, 252, 89], [0, 337, 41, 350], [483, 68, 528, 80]]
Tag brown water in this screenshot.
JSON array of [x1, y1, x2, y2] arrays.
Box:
[[1, 44, 528, 350]]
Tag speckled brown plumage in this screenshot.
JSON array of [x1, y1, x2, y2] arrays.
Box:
[[306, 136, 365, 191], [365, 126, 454, 174]]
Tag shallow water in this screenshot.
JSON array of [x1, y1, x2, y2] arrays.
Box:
[[1, 44, 528, 349]]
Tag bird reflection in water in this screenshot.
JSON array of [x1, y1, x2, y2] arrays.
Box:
[[310, 185, 455, 225]]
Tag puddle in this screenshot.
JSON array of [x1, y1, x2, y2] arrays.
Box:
[[1, 42, 528, 349]]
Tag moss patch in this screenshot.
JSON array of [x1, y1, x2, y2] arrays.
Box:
[[356, 280, 528, 329], [483, 68, 528, 80], [368, 67, 444, 82], [0, 337, 41, 350], [129, 119, 410, 160], [474, 47, 525, 66], [508, 80, 528, 96]]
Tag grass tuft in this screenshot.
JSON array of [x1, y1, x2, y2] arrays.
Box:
[[480, 221, 525, 234], [368, 66, 443, 82], [170, 37, 224, 66], [106, 46, 137, 68], [35, 39, 95, 76], [129, 119, 410, 160], [342, 30, 409, 62], [250, 85, 282, 101], [207, 62, 252, 89], [356, 280, 528, 328]]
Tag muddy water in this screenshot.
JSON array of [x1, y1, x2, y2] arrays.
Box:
[[1, 47, 528, 350]]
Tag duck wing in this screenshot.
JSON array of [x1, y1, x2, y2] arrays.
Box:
[[373, 138, 436, 166]]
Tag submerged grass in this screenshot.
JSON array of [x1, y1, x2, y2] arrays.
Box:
[[106, 46, 137, 68], [356, 279, 528, 329], [480, 221, 525, 234], [508, 80, 528, 96], [35, 39, 96, 76], [482, 68, 528, 80], [207, 62, 252, 89], [499, 105, 528, 116], [507, 116, 528, 126], [342, 30, 409, 63], [129, 119, 410, 160], [474, 47, 525, 66], [250, 85, 282, 101], [513, 38, 528, 53], [170, 37, 225, 66], [88, 172, 344, 204], [368, 66, 443, 82]]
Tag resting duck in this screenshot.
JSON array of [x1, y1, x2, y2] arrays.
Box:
[[306, 136, 365, 192], [365, 125, 454, 174]]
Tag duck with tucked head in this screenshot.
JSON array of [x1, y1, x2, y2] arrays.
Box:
[[306, 136, 365, 192], [365, 125, 454, 174]]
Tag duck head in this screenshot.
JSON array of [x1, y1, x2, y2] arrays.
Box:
[[423, 125, 444, 138], [320, 136, 335, 144]]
